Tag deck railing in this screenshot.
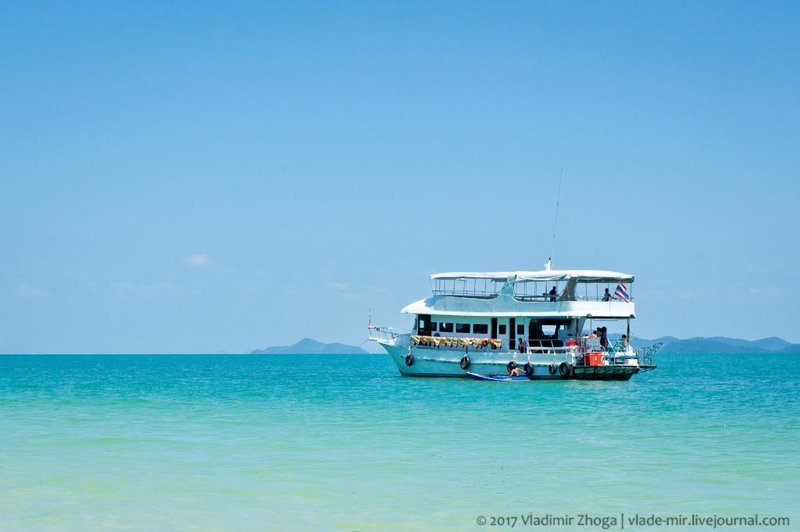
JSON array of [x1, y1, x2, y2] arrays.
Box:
[[371, 327, 659, 366], [429, 287, 634, 302], [431, 289, 500, 298], [407, 336, 581, 356], [431, 278, 505, 299], [367, 326, 401, 344], [513, 294, 635, 302]]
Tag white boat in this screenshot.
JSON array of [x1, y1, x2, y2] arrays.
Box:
[[368, 264, 660, 380]]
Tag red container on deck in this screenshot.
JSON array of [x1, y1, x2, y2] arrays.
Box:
[[585, 352, 604, 366]]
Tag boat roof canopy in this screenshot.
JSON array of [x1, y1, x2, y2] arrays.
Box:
[[431, 270, 634, 283]]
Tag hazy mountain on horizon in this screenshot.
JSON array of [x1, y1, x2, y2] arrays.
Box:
[[618, 335, 800, 354], [251, 338, 369, 355]]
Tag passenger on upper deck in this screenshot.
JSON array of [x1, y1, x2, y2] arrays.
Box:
[[548, 286, 557, 302], [602, 288, 612, 301]]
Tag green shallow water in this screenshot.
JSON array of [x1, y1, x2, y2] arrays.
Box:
[[0, 353, 798, 530]]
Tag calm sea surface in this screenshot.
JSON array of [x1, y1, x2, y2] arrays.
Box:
[[1, 353, 797, 530]]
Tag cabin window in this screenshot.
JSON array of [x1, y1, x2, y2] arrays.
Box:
[[517, 324, 524, 335], [498, 324, 507, 335], [456, 323, 471, 333], [431, 322, 438, 332], [529, 319, 572, 339], [416, 314, 433, 336], [439, 322, 454, 333], [542, 324, 559, 337], [473, 324, 488, 334]]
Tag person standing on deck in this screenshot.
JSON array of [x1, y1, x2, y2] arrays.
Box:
[[599, 326, 609, 350]]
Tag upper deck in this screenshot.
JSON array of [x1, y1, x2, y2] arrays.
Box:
[[401, 269, 636, 319]]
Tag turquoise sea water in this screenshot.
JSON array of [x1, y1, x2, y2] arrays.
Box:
[[1, 353, 797, 530]]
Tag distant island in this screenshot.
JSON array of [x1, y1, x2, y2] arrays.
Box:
[[251, 338, 369, 355], [622, 335, 800, 354], [252, 336, 799, 355]]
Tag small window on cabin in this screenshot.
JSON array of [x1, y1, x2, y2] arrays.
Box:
[[517, 324, 524, 335], [439, 322, 454, 333], [418, 318, 426, 330], [473, 324, 488, 334], [456, 323, 471, 333], [431, 322, 438, 332], [498, 324, 507, 335], [542, 325, 559, 337]]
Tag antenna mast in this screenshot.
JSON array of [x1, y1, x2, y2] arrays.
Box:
[[547, 168, 563, 271]]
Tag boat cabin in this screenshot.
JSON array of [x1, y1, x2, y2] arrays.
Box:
[[407, 270, 635, 352]]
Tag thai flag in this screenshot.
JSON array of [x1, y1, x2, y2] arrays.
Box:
[[614, 282, 630, 302]]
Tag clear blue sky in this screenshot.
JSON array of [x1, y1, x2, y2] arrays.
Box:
[[1, 1, 798, 353]]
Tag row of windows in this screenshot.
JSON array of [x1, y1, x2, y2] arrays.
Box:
[[429, 322, 499, 335], [427, 321, 530, 336], [497, 325, 526, 335], [430, 322, 488, 334]]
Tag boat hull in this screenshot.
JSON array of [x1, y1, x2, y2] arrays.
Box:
[[380, 343, 648, 381], [572, 365, 639, 381]]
